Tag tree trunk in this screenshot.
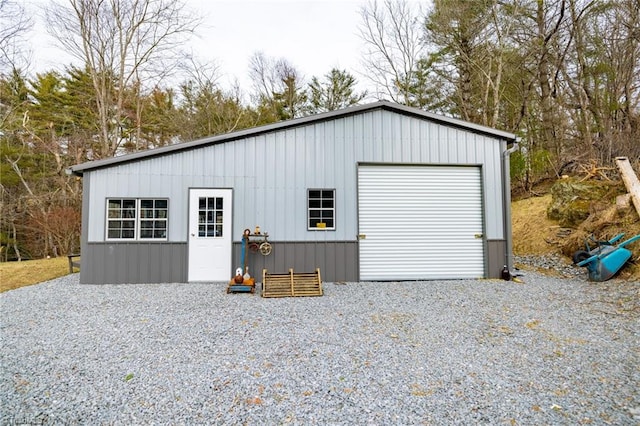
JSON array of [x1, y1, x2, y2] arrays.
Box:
[[12, 223, 21, 262], [536, 0, 556, 151]]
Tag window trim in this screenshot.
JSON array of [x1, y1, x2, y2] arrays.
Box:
[[307, 188, 336, 231], [106, 198, 169, 241]]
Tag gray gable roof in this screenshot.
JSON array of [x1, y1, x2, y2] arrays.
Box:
[[68, 101, 517, 176]]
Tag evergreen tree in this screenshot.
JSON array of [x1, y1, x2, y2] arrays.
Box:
[[307, 68, 366, 114]]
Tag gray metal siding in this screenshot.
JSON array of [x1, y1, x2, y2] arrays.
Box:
[[80, 243, 186, 284], [69, 102, 515, 176], [85, 109, 506, 246], [486, 239, 507, 279], [79, 240, 356, 284], [77, 239, 501, 284], [79, 173, 91, 284], [233, 241, 358, 283]]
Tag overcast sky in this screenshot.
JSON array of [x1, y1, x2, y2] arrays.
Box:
[[25, 0, 390, 94], [189, 0, 368, 89]]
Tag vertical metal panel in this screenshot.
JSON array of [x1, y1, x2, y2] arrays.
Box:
[[138, 244, 150, 282], [333, 242, 348, 281], [79, 243, 187, 284], [115, 245, 128, 283], [148, 244, 162, 283], [79, 173, 91, 284], [482, 141, 504, 238], [127, 245, 139, 283], [358, 165, 484, 280], [86, 110, 506, 244], [159, 244, 179, 282], [486, 239, 507, 279], [233, 241, 358, 282]]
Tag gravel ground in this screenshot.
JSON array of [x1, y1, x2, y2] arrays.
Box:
[[515, 253, 587, 278], [1, 271, 638, 425]]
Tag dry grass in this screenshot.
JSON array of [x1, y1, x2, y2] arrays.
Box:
[[0, 257, 72, 293], [511, 194, 560, 255]]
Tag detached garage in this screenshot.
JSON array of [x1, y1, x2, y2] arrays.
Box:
[[68, 101, 518, 284]]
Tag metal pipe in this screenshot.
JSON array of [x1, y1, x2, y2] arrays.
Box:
[[502, 138, 520, 272]]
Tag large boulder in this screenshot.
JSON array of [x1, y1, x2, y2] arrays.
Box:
[[546, 178, 616, 227]]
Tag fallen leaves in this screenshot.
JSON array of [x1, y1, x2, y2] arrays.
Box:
[[245, 396, 263, 405], [410, 383, 435, 397], [525, 319, 541, 329]]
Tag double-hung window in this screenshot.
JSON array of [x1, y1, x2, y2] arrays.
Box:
[[308, 189, 335, 230], [107, 198, 168, 240]]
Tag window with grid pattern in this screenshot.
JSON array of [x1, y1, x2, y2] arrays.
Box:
[[308, 189, 335, 230], [106, 198, 168, 240], [139, 199, 168, 239]]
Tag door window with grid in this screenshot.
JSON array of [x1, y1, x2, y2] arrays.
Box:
[[198, 197, 224, 237]]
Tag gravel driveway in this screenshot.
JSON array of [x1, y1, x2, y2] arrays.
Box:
[[1, 272, 638, 425]]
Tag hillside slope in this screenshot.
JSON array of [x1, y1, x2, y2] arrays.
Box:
[[512, 194, 640, 281]]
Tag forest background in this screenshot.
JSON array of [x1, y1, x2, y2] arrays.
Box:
[[1, 0, 639, 261]]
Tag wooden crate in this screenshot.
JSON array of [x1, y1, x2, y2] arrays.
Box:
[[262, 268, 322, 298]]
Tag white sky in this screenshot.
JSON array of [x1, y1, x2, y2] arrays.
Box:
[[189, 0, 368, 89], [25, 0, 381, 95]]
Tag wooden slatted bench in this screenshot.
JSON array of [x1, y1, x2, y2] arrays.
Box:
[[262, 268, 322, 298], [67, 254, 81, 273]]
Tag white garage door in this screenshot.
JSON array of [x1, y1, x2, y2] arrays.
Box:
[[358, 165, 485, 280]]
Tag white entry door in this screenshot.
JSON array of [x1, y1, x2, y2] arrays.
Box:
[[188, 188, 232, 282]]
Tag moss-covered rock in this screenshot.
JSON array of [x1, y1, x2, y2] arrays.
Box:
[[546, 179, 617, 227]]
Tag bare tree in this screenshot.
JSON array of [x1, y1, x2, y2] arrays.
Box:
[[0, 0, 32, 71], [358, 0, 424, 105], [248, 52, 307, 120], [45, 0, 201, 158], [535, 0, 569, 157], [249, 52, 279, 105], [562, 0, 640, 163], [176, 56, 252, 139]]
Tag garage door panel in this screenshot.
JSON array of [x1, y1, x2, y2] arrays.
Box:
[[358, 165, 484, 280]]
